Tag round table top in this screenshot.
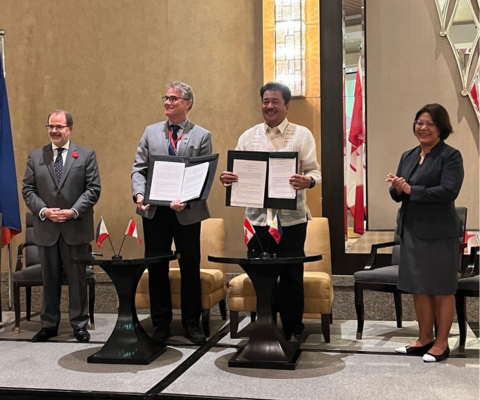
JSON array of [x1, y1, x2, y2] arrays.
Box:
[[74, 252, 179, 266], [208, 251, 322, 265]]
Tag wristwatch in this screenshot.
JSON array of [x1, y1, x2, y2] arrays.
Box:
[[309, 177, 316, 189]]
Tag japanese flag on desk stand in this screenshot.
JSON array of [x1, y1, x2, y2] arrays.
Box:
[[244, 218, 255, 246], [125, 218, 142, 245], [268, 213, 283, 244]]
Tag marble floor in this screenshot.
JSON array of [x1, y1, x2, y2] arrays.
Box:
[[0, 312, 477, 400]]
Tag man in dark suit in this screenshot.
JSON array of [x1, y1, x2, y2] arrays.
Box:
[[132, 81, 212, 344], [22, 110, 101, 342]]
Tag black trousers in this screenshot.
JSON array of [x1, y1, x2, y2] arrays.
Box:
[[247, 222, 307, 336], [142, 207, 202, 329]]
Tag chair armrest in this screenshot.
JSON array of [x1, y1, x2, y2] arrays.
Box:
[[462, 246, 479, 278], [16, 243, 28, 272], [364, 241, 396, 271]]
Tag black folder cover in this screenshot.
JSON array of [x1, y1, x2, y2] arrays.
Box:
[[145, 153, 219, 207], [225, 150, 297, 210]]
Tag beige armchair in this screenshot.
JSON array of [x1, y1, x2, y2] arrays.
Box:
[[135, 218, 227, 336], [228, 217, 334, 342]]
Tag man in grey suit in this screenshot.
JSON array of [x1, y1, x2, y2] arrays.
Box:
[[132, 81, 211, 344], [22, 110, 101, 342]]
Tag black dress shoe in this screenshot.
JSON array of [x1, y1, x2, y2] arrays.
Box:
[[184, 325, 206, 344], [32, 328, 58, 342], [395, 341, 434, 356], [287, 334, 302, 348], [152, 326, 171, 343], [74, 328, 90, 342], [423, 347, 450, 363]]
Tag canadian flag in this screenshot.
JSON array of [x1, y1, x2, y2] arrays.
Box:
[[125, 219, 141, 245], [470, 74, 479, 118], [244, 218, 255, 246], [347, 56, 366, 235]]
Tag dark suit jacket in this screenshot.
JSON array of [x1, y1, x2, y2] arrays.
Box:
[[131, 120, 212, 225], [390, 140, 464, 240], [22, 142, 101, 246]]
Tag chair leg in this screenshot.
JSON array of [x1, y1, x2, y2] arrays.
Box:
[[202, 309, 211, 337], [26, 287, 32, 321], [321, 314, 331, 343], [354, 283, 365, 340], [250, 311, 256, 323], [219, 299, 227, 320], [88, 279, 95, 330], [14, 285, 21, 334], [230, 310, 240, 338], [455, 293, 467, 353], [393, 292, 403, 328]]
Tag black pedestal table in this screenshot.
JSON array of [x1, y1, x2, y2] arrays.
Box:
[[74, 254, 178, 364], [208, 251, 321, 370]]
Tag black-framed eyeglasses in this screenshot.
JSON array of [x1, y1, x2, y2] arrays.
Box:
[[162, 95, 188, 103], [414, 120, 436, 127], [45, 125, 70, 131]]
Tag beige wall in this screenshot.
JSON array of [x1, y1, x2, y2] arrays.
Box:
[[1, 0, 326, 273], [0, 0, 264, 270], [367, 0, 479, 230]]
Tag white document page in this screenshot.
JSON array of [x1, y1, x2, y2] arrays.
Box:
[[231, 159, 267, 208], [149, 161, 184, 201], [180, 162, 209, 203], [268, 157, 296, 199]]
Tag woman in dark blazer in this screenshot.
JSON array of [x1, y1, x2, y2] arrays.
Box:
[[387, 103, 464, 363]]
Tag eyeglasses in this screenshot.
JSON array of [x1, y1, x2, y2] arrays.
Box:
[[162, 96, 188, 103], [45, 125, 69, 131], [414, 120, 436, 127]]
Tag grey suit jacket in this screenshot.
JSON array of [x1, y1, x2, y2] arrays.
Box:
[[131, 120, 212, 225], [22, 142, 101, 246]]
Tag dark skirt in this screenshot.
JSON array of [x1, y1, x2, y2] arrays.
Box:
[[397, 223, 459, 295]]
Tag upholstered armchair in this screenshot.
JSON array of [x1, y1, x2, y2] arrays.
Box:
[[13, 212, 95, 333], [135, 218, 227, 336], [354, 206, 467, 340], [228, 217, 334, 342]]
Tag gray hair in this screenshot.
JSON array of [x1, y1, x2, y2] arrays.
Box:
[[166, 81, 195, 111]]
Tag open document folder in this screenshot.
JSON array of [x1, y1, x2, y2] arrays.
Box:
[[145, 154, 218, 206], [225, 150, 298, 210]]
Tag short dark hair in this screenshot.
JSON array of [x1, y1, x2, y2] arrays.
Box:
[[413, 103, 453, 140], [260, 82, 291, 105], [47, 109, 73, 127]]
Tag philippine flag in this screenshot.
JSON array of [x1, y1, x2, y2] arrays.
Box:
[[244, 218, 255, 246], [95, 218, 109, 247], [268, 213, 283, 244], [125, 218, 142, 245]]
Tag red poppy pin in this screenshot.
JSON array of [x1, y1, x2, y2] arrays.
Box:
[[72, 152, 79, 158]]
